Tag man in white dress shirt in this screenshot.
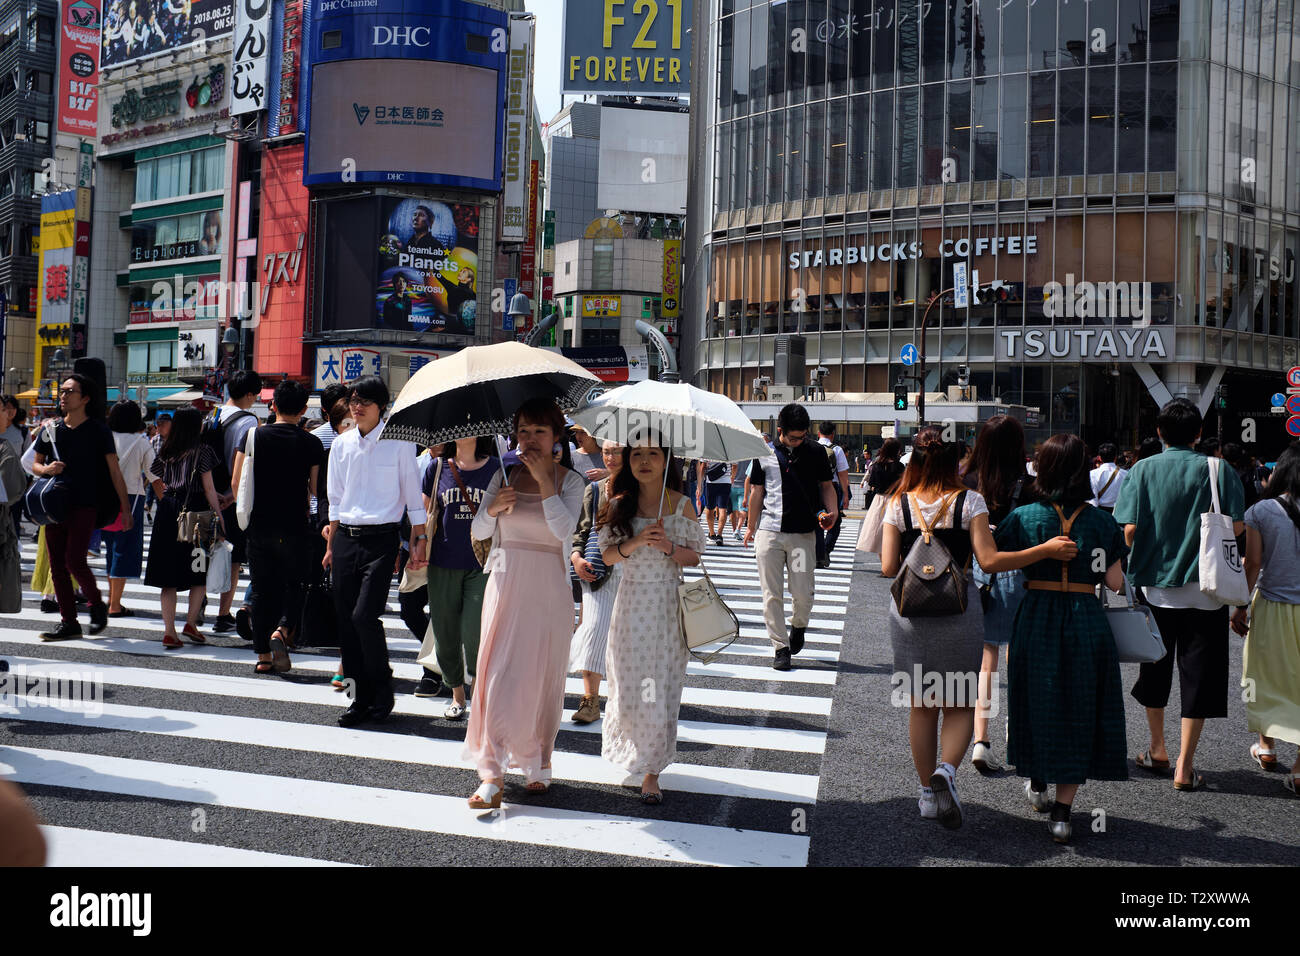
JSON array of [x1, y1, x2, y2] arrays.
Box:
[[1089, 442, 1127, 513], [323, 376, 427, 728]]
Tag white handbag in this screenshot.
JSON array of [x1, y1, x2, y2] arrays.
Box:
[[235, 427, 255, 531], [415, 622, 443, 676], [206, 540, 233, 594], [1101, 578, 1166, 664], [856, 492, 887, 554], [678, 564, 739, 663], [1198, 457, 1249, 606]]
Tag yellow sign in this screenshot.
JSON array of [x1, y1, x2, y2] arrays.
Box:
[[661, 239, 681, 319], [39, 208, 75, 251], [582, 295, 622, 317]]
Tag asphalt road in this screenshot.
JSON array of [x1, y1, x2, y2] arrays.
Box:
[[809, 545, 1300, 866]]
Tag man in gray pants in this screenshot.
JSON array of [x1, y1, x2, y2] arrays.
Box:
[[744, 404, 837, 671]]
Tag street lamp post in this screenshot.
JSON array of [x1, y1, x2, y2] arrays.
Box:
[[913, 287, 955, 428]]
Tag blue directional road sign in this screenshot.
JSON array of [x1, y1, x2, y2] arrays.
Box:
[[1271, 393, 1287, 407], [900, 343, 918, 366], [953, 263, 969, 309]]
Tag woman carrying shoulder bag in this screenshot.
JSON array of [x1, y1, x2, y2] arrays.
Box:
[[993, 433, 1129, 844], [881, 426, 1078, 831], [145, 406, 224, 649], [1232, 441, 1300, 793]]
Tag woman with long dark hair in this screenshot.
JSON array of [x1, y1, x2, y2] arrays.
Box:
[[145, 406, 225, 649], [962, 414, 1031, 773], [995, 433, 1129, 843], [597, 439, 704, 804], [881, 427, 1077, 830], [462, 398, 585, 809], [1232, 441, 1300, 791], [865, 438, 905, 507]]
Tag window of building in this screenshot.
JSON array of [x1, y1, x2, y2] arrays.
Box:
[[0, 17, 17, 54], [896, 87, 920, 188], [1002, 0, 1029, 74], [719, 15, 734, 122], [1116, 64, 1145, 173], [805, 100, 826, 199], [732, 7, 751, 115], [848, 94, 869, 193], [1000, 73, 1028, 180], [1148, 62, 1177, 172], [921, 84, 945, 186], [134, 146, 226, 203], [749, 112, 766, 205], [127, 341, 177, 378], [715, 121, 731, 210], [0, 71, 16, 98], [1029, 72, 1055, 178], [1087, 68, 1115, 175], [786, 105, 805, 198], [805, 0, 826, 100], [872, 0, 895, 89], [1059, 0, 1087, 66], [826, 0, 847, 96], [848, 0, 870, 92], [871, 89, 893, 193], [1029, 0, 1057, 70], [976, 0, 1001, 76], [922, 0, 944, 83], [0, 225, 10, 257], [131, 211, 221, 263], [1058, 69, 1087, 177], [731, 116, 749, 209], [767, 108, 786, 203], [28, 14, 53, 49], [0, 172, 11, 199], [591, 239, 613, 289], [768, 0, 788, 105]]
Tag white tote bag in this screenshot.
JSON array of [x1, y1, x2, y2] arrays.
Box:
[[235, 427, 255, 531], [1198, 457, 1249, 606], [1101, 579, 1166, 664], [206, 540, 233, 594], [856, 492, 888, 554]]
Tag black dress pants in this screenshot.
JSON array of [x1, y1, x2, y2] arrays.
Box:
[[248, 528, 307, 655], [1131, 602, 1230, 719], [332, 529, 400, 706], [815, 482, 844, 562]]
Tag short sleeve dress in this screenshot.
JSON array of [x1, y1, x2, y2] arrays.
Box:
[[995, 501, 1130, 784], [145, 445, 219, 591], [599, 494, 707, 777]]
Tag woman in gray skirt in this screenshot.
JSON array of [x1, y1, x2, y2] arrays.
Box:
[[881, 427, 1078, 830], [568, 441, 624, 724]]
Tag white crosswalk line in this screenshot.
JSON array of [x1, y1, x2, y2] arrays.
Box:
[[41, 825, 358, 867]]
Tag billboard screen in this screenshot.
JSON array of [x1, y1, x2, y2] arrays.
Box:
[[317, 195, 479, 337], [100, 0, 234, 69], [306, 59, 499, 186], [302, 0, 507, 190], [562, 0, 690, 97], [596, 106, 688, 214]]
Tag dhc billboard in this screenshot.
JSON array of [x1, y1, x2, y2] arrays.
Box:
[[302, 0, 507, 191]]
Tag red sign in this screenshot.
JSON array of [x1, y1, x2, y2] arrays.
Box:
[[519, 160, 539, 296], [1288, 367, 1300, 389], [277, 0, 301, 134], [541, 275, 553, 304], [57, 0, 101, 136], [1287, 416, 1300, 438]]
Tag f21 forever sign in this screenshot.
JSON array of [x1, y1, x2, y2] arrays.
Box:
[[562, 0, 690, 96]]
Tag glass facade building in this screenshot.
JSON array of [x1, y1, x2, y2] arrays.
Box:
[[687, 0, 1300, 450]]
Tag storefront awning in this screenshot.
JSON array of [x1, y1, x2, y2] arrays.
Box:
[[106, 386, 191, 404], [157, 389, 205, 407], [14, 389, 40, 401]]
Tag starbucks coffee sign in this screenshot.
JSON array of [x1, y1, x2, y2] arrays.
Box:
[[997, 326, 1176, 363]]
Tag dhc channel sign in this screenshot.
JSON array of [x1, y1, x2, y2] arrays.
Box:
[[302, 0, 507, 190]]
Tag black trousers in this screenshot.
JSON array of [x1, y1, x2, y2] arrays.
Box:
[[248, 529, 308, 655], [332, 529, 400, 706], [395, 548, 437, 681], [1131, 602, 1230, 719], [815, 482, 844, 562]]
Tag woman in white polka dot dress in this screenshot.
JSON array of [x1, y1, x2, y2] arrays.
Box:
[[598, 440, 705, 805]]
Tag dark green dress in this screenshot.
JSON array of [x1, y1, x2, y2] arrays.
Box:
[[994, 502, 1130, 784]]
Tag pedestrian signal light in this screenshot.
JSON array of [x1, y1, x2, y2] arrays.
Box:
[[894, 385, 909, 411]]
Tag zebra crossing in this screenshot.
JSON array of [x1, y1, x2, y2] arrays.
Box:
[[0, 520, 858, 867]]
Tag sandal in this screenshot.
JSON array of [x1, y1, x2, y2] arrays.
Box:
[[1173, 772, 1205, 792], [254, 659, 275, 674], [524, 768, 552, 794], [269, 635, 291, 673], [107, 608, 135, 618], [468, 782, 502, 810], [331, 673, 346, 692], [444, 701, 466, 720], [182, 623, 206, 645], [161, 633, 183, 650], [1134, 749, 1171, 773], [1250, 742, 1278, 771], [641, 787, 663, 805]]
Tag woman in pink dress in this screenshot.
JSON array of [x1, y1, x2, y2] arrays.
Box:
[[463, 398, 585, 809]]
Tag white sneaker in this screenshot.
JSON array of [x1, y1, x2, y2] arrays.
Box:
[[929, 763, 964, 829], [972, 741, 1002, 774], [918, 786, 938, 819]]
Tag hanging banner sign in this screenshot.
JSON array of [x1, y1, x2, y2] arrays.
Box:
[[231, 0, 272, 116], [58, 0, 102, 136]]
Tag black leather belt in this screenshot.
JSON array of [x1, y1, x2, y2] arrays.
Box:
[[338, 522, 401, 537]]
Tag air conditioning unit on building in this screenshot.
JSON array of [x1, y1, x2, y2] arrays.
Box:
[[947, 385, 976, 402], [774, 334, 807, 387], [766, 385, 797, 403]]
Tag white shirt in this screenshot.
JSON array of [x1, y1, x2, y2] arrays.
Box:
[[113, 431, 156, 496], [818, 437, 850, 477], [1143, 580, 1223, 611], [327, 419, 427, 526], [1090, 462, 1127, 507], [312, 421, 337, 452]]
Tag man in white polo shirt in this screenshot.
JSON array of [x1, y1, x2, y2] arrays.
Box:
[[1089, 442, 1127, 513]]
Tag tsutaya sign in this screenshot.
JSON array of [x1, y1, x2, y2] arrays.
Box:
[[997, 326, 1176, 363], [788, 233, 1038, 269]]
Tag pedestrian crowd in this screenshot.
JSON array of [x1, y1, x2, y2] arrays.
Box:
[[4, 368, 1296, 837], [862, 398, 1300, 843]]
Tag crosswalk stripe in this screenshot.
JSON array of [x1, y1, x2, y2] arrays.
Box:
[[40, 825, 358, 867], [8, 698, 820, 803], [1, 746, 810, 867], [3, 654, 831, 750]]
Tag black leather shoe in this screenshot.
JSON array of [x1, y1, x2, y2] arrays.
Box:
[[413, 677, 444, 698], [88, 604, 109, 635], [369, 689, 396, 723], [337, 702, 371, 727], [773, 647, 792, 671], [40, 621, 83, 642], [39, 598, 59, 614], [213, 614, 238, 633], [789, 626, 806, 655]]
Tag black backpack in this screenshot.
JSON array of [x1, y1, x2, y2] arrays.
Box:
[[201, 408, 255, 494], [706, 461, 727, 482]]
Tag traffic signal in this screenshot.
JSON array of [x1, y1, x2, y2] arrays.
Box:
[[1216, 384, 1229, 411], [894, 385, 909, 411]]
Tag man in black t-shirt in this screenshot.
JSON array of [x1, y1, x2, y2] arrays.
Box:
[[31, 374, 133, 640], [744, 403, 837, 672], [232, 379, 325, 674]]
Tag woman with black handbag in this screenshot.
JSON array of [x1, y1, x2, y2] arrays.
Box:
[[568, 440, 624, 724], [145, 407, 225, 649], [881, 427, 1078, 831]]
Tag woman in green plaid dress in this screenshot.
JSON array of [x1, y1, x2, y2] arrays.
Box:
[[993, 433, 1129, 844]]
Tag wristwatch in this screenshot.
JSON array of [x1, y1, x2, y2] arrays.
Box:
[[415, 533, 428, 541]]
